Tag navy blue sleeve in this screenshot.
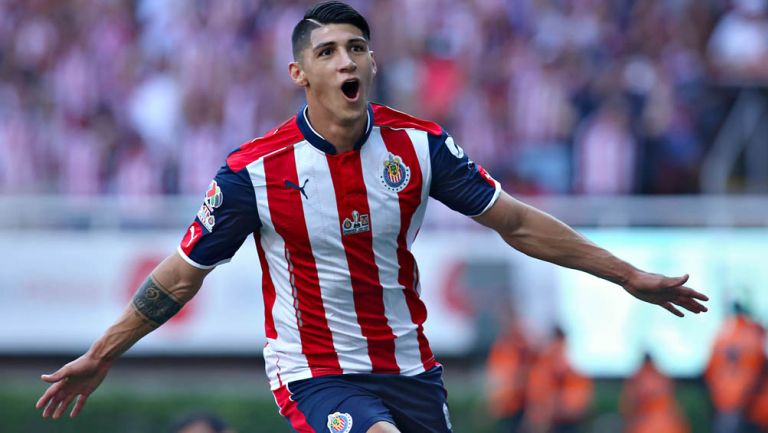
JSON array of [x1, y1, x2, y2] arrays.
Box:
[[178, 165, 261, 269], [428, 132, 501, 216]]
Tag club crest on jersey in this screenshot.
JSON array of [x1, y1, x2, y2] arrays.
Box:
[[327, 412, 353, 433], [380, 152, 410, 192], [342, 210, 370, 235]]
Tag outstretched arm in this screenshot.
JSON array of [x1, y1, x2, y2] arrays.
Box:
[[35, 252, 212, 419], [473, 192, 708, 316]]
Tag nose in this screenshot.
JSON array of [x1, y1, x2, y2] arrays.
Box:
[[338, 50, 357, 73]]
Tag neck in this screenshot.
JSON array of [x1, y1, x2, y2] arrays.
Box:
[[304, 104, 368, 154]]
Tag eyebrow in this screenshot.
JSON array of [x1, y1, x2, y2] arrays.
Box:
[[312, 37, 368, 52]]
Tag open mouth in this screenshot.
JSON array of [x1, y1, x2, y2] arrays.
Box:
[[341, 79, 360, 101]]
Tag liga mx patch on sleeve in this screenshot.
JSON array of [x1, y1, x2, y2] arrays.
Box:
[[327, 412, 353, 433], [180, 221, 204, 256]]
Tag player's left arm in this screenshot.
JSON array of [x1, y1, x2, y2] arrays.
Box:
[[473, 192, 709, 317]]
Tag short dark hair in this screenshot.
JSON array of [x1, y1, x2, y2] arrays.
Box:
[[291, 1, 371, 60]]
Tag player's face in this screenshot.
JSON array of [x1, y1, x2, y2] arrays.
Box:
[[290, 23, 376, 124]]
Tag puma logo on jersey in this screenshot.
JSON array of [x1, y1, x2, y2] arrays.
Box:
[[285, 179, 310, 199]]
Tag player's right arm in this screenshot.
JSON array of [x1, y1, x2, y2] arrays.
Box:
[[35, 253, 211, 419], [36, 163, 260, 420]]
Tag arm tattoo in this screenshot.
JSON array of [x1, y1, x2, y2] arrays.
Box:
[[131, 276, 182, 326]]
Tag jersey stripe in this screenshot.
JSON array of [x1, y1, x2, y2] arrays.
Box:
[[273, 385, 314, 433], [250, 159, 309, 387], [293, 144, 372, 374], [264, 145, 342, 377], [255, 232, 277, 339], [362, 128, 425, 374], [326, 151, 400, 373], [380, 127, 436, 370]]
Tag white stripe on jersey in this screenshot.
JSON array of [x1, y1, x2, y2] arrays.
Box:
[[292, 142, 373, 374], [248, 151, 310, 386], [361, 128, 423, 374]]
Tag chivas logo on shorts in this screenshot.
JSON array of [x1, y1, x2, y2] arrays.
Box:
[[327, 412, 353, 433], [380, 152, 410, 192], [342, 210, 370, 236]]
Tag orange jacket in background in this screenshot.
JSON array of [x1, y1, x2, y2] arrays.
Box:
[[704, 315, 766, 412], [620, 359, 689, 433], [525, 338, 593, 429], [487, 323, 532, 418], [747, 366, 768, 429]]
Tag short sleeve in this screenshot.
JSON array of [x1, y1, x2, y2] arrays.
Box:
[[178, 165, 261, 269], [428, 132, 501, 216]]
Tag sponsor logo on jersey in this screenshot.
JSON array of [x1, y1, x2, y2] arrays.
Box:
[[380, 152, 410, 192], [196, 179, 223, 231], [197, 204, 216, 231], [180, 221, 203, 255], [477, 164, 496, 186], [341, 210, 369, 235], [327, 412, 353, 433], [205, 180, 223, 209]]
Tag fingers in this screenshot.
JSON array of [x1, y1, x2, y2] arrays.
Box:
[[41, 368, 66, 384], [675, 297, 708, 314], [675, 286, 709, 301], [662, 302, 684, 317], [36, 381, 62, 410], [71, 394, 88, 418], [42, 391, 61, 418], [52, 393, 77, 420]]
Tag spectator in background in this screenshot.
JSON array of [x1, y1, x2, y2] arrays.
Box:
[[704, 302, 766, 433], [573, 96, 636, 194], [620, 352, 689, 433], [746, 359, 768, 433], [486, 318, 533, 433], [708, 0, 768, 82], [0, 0, 749, 196], [525, 326, 593, 433], [169, 411, 237, 433]]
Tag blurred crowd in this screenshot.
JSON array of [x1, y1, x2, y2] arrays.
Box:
[[1, 0, 768, 196], [486, 303, 768, 433]]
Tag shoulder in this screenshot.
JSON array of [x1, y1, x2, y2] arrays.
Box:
[[226, 115, 305, 172], [372, 104, 443, 136]]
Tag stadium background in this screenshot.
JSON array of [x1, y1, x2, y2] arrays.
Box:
[[1, 0, 767, 432]]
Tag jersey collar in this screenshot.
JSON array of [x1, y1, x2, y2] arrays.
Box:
[[296, 104, 374, 154]]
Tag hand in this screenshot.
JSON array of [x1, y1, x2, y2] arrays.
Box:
[[622, 272, 709, 317], [35, 354, 111, 419]]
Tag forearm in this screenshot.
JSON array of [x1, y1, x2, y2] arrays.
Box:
[[499, 203, 637, 285], [87, 254, 207, 363]]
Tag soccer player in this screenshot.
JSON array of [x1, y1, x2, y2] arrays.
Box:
[[36, 2, 709, 432]]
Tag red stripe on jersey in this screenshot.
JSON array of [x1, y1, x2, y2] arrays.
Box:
[[227, 116, 304, 172], [326, 152, 400, 373], [380, 127, 436, 371], [255, 232, 277, 339], [273, 385, 313, 433], [264, 146, 342, 376], [373, 104, 443, 136]]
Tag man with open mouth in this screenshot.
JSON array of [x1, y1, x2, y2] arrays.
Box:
[[36, 2, 709, 433]]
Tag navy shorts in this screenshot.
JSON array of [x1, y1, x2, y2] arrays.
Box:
[[272, 366, 453, 433]]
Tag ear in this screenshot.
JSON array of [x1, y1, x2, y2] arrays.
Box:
[[370, 50, 377, 76], [289, 61, 309, 87]]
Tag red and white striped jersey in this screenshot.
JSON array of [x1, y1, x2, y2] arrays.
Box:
[[178, 103, 500, 389]]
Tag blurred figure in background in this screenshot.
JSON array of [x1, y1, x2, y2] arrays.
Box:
[[619, 352, 689, 433], [486, 318, 533, 433], [169, 411, 237, 433], [708, 0, 768, 82], [525, 327, 593, 433], [704, 302, 766, 433], [746, 359, 768, 433]]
